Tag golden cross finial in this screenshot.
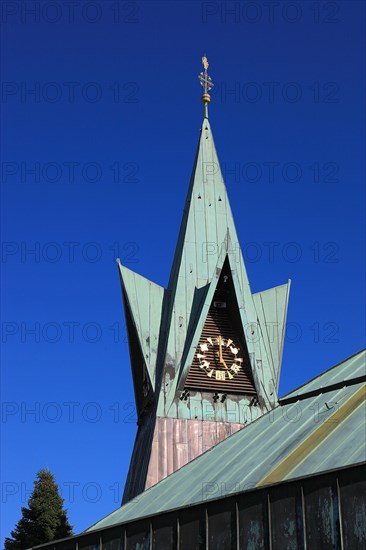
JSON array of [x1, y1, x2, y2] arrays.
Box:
[[198, 55, 214, 117]]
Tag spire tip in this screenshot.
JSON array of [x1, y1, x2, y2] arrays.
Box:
[[198, 56, 214, 118]]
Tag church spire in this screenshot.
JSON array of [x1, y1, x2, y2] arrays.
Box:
[[118, 62, 290, 503], [198, 55, 213, 118]]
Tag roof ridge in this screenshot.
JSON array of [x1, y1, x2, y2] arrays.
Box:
[[280, 348, 366, 400]]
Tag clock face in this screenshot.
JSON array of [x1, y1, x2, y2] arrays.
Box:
[[196, 335, 243, 381]]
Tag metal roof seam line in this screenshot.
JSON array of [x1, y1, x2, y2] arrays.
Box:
[[256, 383, 366, 487]]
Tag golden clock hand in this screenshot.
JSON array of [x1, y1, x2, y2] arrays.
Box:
[[221, 359, 234, 379], [218, 335, 223, 363], [218, 336, 229, 368]]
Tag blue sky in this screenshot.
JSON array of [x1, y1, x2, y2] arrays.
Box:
[[1, 0, 365, 544]]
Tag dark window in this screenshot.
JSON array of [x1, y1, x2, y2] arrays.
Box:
[[207, 497, 236, 550], [55, 541, 76, 550], [152, 513, 177, 549], [238, 490, 269, 550], [102, 526, 125, 550], [339, 465, 366, 549], [55, 540, 75, 550], [126, 521, 150, 550], [78, 535, 100, 550], [304, 477, 341, 550], [270, 483, 304, 550], [179, 506, 206, 550]]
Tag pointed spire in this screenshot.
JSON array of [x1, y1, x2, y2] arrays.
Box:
[[117, 64, 291, 502], [198, 55, 214, 118]]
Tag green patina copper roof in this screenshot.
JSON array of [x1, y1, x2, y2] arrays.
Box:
[[117, 263, 164, 392], [282, 348, 366, 401], [118, 116, 290, 417], [85, 349, 366, 532]]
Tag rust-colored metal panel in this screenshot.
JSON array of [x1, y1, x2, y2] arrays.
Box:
[[146, 440, 159, 489], [166, 419, 174, 476], [144, 417, 246, 491], [188, 421, 203, 462], [203, 421, 217, 452], [174, 443, 189, 472]]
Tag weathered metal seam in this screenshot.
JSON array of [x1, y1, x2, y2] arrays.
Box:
[[256, 384, 366, 487], [276, 280, 291, 390]]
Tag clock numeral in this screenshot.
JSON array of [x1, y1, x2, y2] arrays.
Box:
[[195, 335, 243, 381], [231, 364, 241, 374]]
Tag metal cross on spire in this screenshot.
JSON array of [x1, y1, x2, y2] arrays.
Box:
[[198, 56, 214, 118]]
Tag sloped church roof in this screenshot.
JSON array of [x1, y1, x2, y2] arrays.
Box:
[[86, 349, 366, 532]]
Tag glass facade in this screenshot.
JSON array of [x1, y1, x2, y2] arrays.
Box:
[[102, 527, 125, 550], [270, 482, 304, 550], [304, 478, 340, 549], [34, 465, 365, 550], [152, 513, 177, 549], [125, 521, 150, 550], [238, 489, 269, 549], [207, 498, 236, 549], [78, 535, 101, 550], [339, 467, 366, 549], [179, 506, 206, 550]]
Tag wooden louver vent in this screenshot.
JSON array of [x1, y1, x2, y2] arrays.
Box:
[[185, 306, 257, 395]]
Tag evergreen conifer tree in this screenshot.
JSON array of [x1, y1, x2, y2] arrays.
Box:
[[4, 469, 73, 549]]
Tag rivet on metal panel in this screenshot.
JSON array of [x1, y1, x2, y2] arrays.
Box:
[[250, 396, 259, 407], [180, 389, 190, 401]]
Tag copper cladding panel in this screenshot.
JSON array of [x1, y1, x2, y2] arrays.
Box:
[[145, 417, 243, 491]]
